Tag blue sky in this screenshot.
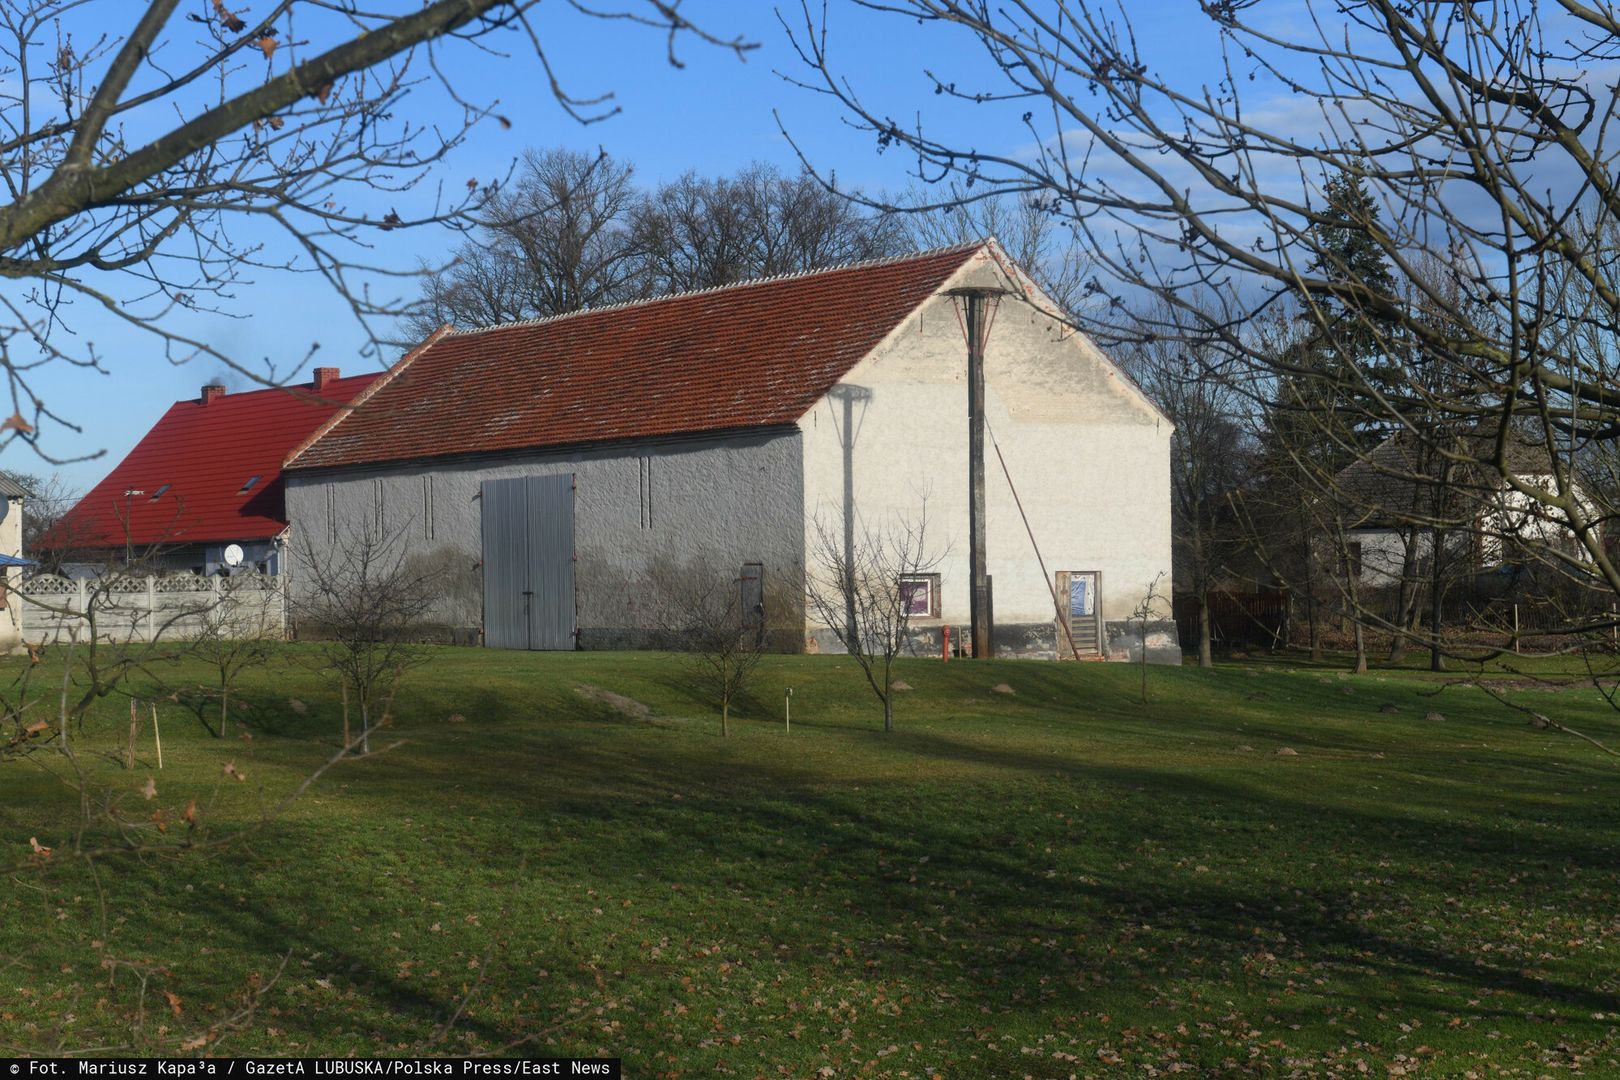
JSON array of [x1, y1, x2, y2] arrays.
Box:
[[18, 1, 1244, 492]]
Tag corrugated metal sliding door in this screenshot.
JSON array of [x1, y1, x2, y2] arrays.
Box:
[[482, 478, 529, 649], [526, 474, 576, 649], [481, 474, 576, 650]]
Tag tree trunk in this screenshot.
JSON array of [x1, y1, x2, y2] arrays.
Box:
[[1300, 514, 1323, 661], [1343, 532, 1367, 674], [219, 677, 229, 738], [1388, 534, 1419, 662], [1197, 590, 1213, 668], [721, 697, 729, 737], [1429, 529, 1445, 672], [882, 693, 893, 734], [1308, 592, 1323, 660]]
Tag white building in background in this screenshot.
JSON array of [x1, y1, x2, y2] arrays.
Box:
[[0, 475, 26, 652], [1334, 433, 1597, 590]]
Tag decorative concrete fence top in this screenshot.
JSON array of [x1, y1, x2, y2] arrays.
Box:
[[16, 572, 286, 644]]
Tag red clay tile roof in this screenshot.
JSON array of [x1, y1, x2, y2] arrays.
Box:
[[286, 244, 983, 471], [49, 374, 381, 550]]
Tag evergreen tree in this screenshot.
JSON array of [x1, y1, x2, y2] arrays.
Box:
[[1303, 170, 1401, 451]]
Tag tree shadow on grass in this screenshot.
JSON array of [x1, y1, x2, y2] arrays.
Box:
[[577, 755, 1620, 1026], [28, 709, 1616, 1060]]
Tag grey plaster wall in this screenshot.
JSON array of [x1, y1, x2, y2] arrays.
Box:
[[808, 621, 1065, 660], [284, 429, 806, 648]]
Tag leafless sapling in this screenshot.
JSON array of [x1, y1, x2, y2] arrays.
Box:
[[186, 575, 283, 738], [292, 522, 442, 754], [647, 559, 769, 736], [1132, 571, 1169, 705], [806, 504, 940, 733]]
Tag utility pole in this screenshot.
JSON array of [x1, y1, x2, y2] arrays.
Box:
[[953, 288, 999, 658], [828, 383, 871, 653]]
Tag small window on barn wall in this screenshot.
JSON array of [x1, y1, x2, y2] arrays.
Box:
[[1347, 541, 1364, 580], [149, 484, 171, 501], [239, 474, 261, 493], [900, 574, 941, 619]]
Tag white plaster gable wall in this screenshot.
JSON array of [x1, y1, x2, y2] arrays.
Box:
[[800, 247, 1174, 635]]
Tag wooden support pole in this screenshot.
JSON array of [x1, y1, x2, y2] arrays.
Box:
[[960, 289, 996, 659], [126, 698, 138, 769], [151, 702, 163, 769]]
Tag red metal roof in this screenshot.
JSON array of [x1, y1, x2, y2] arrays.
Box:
[[287, 244, 983, 471], [50, 374, 381, 550]]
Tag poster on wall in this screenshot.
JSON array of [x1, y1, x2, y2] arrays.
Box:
[[1070, 574, 1095, 618]]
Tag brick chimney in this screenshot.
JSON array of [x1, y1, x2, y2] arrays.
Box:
[[200, 384, 226, 405], [311, 367, 340, 391]]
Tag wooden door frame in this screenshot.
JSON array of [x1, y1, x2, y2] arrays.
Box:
[[1056, 570, 1104, 658]]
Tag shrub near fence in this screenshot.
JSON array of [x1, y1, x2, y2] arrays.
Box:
[[1173, 591, 1288, 651], [18, 573, 286, 644]]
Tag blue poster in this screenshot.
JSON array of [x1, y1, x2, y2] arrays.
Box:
[[1070, 576, 1091, 618]]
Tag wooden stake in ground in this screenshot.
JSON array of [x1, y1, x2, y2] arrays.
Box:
[[126, 699, 138, 769], [151, 702, 163, 769], [341, 682, 350, 753]]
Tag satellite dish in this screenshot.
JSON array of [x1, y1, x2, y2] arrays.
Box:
[[223, 544, 244, 567]]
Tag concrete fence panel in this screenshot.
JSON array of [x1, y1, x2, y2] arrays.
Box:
[[16, 573, 287, 645]]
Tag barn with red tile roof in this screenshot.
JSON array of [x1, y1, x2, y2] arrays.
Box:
[[284, 242, 1180, 660]]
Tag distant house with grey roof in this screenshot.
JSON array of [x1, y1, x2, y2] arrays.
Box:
[[1332, 431, 1595, 591]]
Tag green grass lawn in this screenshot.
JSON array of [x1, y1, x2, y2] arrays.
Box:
[[3, 647, 1620, 1077]]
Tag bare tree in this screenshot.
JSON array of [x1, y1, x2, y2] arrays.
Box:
[[7, 557, 214, 759], [647, 559, 768, 735], [0, 469, 76, 556], [407, 148, 645, 336], [0, 0, 748, 463], [1120, 303, 1255, 667], [806, 505, 939, 734], [404, 152, 903, 335], [1132, 572, 1169, 703], [292, 522, 441, 754], [784, 0, 1620, 605], [785, 0, 1620, 682], [631, 161, 905, 294], [186, 576, 281, 738], [888, 185, 1089, 315]]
